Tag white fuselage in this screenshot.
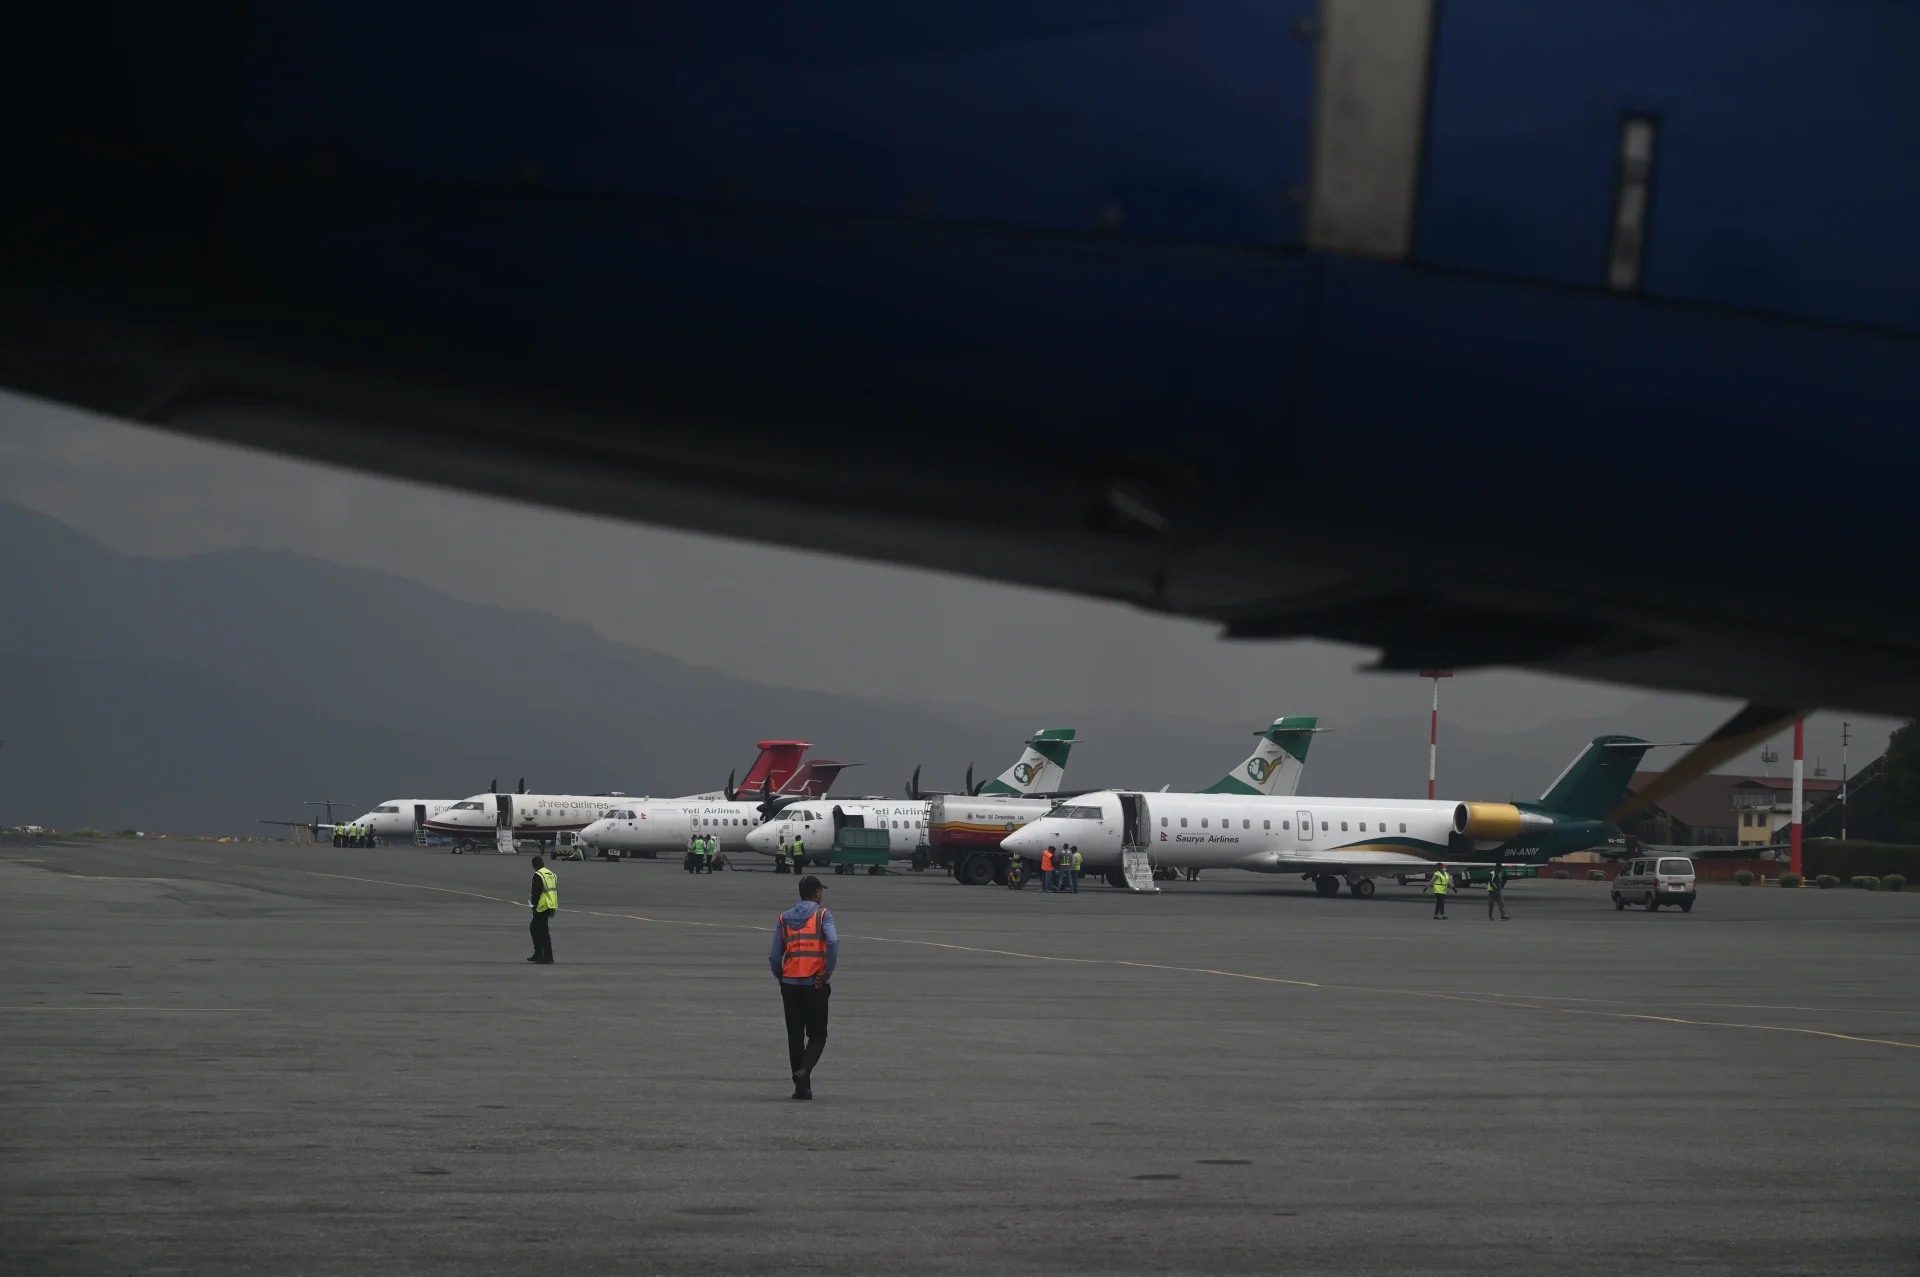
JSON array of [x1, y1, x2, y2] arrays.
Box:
[[743, 801, 932, 861], [426, 792, 634, 838], [350, 799, 460, 838], [578, 799, 774, 855], [1003, 791, 1497, 873]]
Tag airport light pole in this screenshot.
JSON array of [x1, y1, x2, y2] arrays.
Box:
[[1419, 670, 1453, 799], [1840, 721, 1851, 841], [1790, 719, 1805, 878]]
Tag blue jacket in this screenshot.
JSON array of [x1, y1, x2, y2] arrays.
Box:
[[770, 900, 838, 984]]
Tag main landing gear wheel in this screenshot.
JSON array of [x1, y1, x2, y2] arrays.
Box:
[[1313, 875, 1341, 897], [1106, 866, 1128, 890], [958, 855, 994, 887], [1348, 878, 1376, 899]]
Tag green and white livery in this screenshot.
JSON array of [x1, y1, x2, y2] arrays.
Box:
[[1198, 716, 1319, 796], [976, 727, 1078, 796]]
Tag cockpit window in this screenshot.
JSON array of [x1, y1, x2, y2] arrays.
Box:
[[451, 801, 485, 810], [374, 806, 399, 814], [1050, 805, 1103, 820]]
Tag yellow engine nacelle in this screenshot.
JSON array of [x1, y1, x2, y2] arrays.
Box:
[[1452, 802, 1555, 842]]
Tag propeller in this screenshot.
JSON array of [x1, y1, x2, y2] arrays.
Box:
[[489, 778, 497, 793], [965, 763, 976, 796], [1606, 703, 1807, 824], [518, 777, 526, 794], [756, 772, 806, 822], [724, 769, 737, 803], [906, 765, 922, 801]]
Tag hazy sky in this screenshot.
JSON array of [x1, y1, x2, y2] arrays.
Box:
[[0, 389, 1895, 771]]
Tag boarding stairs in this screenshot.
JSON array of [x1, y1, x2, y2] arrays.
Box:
[[1121, 843, 1159, 893]]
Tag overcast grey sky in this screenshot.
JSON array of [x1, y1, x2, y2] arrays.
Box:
[[0, 389, 1895, 772]]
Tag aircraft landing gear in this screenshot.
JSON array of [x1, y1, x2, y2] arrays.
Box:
[[1313, 874, 1341, 897], [1106, 866, 1128, 889], [1346, 876, 1376, 899]]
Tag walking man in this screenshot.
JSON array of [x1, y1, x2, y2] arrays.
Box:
[[770, 876, 837, 1100], [1429, 863, 1451, 920], [528, 855, 558, 963], [1487, 866, 1509, 921]]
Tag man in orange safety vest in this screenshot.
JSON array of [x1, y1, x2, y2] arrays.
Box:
[[770, 876, 838, 1100]]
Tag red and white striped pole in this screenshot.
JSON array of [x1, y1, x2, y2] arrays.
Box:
[[1420, 670, 1453, 800], [1790, 719, 1805, 880]]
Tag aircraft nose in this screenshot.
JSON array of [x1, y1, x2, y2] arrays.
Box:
[[745, 824, 775, 851], [1001, 823, 1046, 855]]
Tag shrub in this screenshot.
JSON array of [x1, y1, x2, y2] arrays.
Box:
[[1780, 872, 1803, 888], [1816, 874, 1841, 889], [1551, 869, 1570, 880], [1851, 875, 1882, 891], [1733, 869, 1754, 885], [1884, 874, 1906, 892], [1588, 869, 1607, 881]]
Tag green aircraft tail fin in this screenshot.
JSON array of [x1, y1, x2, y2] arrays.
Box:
[[977, 728, 1077, 796], [1536, 735, 1655, 819], [1201, 716, 1319, 796]]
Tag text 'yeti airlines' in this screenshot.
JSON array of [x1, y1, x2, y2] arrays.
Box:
[[424, 741, 811, 852], [740, 729, 1079, 871], [1004, 735, 1657, 896]]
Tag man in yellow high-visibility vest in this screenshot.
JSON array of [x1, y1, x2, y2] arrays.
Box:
[[1429, 864, 1452, 920], [528, 856, 558, 963]]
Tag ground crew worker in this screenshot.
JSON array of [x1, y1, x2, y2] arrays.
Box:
[[769, 875, 836, 1100], [1487, 866, 1509, 921], [527, 855, 558, 963], [791, 833, 805, 870], [1429, 863, 1452, 919], [1041, 846, 1056, 891], [704, 832, 717, 873], [1070, 848, 1083, 893]]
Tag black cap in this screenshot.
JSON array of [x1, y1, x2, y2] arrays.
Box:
[[798, 875, 824, 899]]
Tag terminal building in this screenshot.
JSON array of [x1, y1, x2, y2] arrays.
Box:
[[1617, 763, 1886, 848]]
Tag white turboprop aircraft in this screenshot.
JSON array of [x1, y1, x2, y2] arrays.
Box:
[[739, 719, 1318, 882], [1003, 734, 1658, 896], [585, 730, 1079, 865], [423, 741, 816, 852]]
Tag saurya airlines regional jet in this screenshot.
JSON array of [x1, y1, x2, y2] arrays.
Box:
[[1003, 736, 1656, 896]]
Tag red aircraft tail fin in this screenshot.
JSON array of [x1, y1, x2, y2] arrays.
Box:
[[740, 740, 810, 795], [779, 760, 862, 797]]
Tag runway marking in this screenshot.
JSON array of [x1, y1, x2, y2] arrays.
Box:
[[0, 1006, 263, 1013], [273, 867, 1920, 1054]]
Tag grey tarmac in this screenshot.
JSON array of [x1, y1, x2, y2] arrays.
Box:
[[2, 838, 1916, 1275]]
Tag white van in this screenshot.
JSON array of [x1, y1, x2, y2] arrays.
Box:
[[1612, 856, 1697, 912]]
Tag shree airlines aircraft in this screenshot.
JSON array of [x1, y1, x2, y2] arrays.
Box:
[[422, 740, 812, 850], [1003, 735, 1657, 896]]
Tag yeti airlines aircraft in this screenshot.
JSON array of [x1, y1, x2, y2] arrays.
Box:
[[736, 728, 1080, 869], [1004, 735, 1657, 896], [423, 741, 812, 850]]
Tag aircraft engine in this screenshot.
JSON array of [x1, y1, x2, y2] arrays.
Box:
[[1452, 803, 1555, 842]]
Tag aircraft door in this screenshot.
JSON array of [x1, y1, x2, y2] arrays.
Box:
[[1297, 810, 1313, 841], [496, 794, 514, 828], [1119, 793, 1144, 847], [412, 803, 427, 832]]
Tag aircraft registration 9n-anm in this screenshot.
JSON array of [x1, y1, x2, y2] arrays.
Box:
[[5, 1, 1917, 807], [1003, 735, 1657, 896]]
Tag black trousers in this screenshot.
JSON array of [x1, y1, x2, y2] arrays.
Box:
[[1433, 893, 1447, 917], [529, 909, 553, 960], [780, 982, 831, 1076]]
